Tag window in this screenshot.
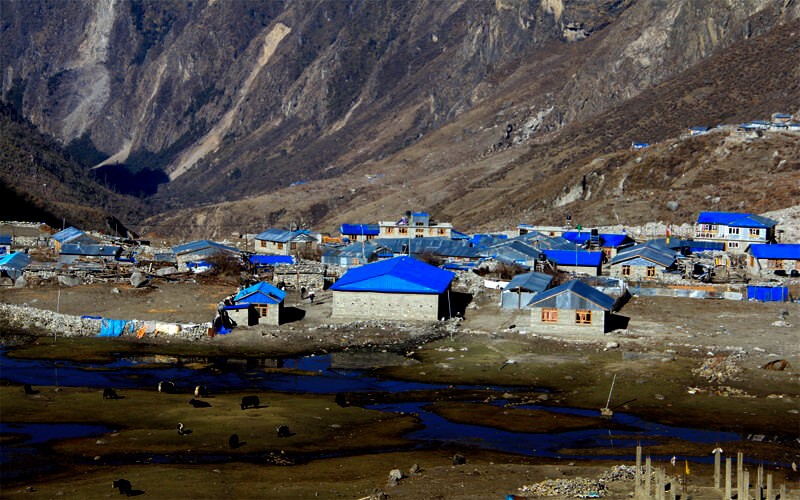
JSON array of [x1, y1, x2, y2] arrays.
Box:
[[575, 310, 592, 325], [387, 227, 395, 234], [767, 259, 784, 270], [749, 228, 760, 236], [727, 242, 739, 249], [415, 234, 424, 238], [621, 265, 631, 276], [290, 243, 297, 250], [416, 228, 424, 234], [728, 227, 740, 235], [437, 228, 446, 235], [398, 228, 408, 235], [416, 222, 424, 226], [277, 243, 284, 250], [256, 305, 268, 317], [542, 308, 558, 323], [646, 266, 656, 277], [260, 241, 266, 248]]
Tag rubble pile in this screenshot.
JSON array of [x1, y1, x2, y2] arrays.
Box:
[[691, 352, 745, 383], [517, 465, 640, 498]]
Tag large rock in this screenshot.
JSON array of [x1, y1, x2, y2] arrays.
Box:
[[130, 271, 149, 288], [156, 267, 179, 276], [58, 275, 82, 287], [14, 276, 27, 288]]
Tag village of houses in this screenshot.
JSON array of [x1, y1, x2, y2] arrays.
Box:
[[1, 201, 798, 340]]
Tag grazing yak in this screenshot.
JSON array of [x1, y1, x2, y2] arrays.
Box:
[[103, 388, 120, 400], [194, 385, 209, 398], [240, 395, 260, 410], [188, 398, 211, 408], [276, 425, 292, 438], [228, 433, 240, 449], [112, 478, 132, 496], [158, 381, 175, 394], [23, 384, 39, 395]]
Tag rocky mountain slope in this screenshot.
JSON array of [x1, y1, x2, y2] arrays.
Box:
[[1, 0, 799, 236]]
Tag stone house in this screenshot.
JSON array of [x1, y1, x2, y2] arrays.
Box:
[[254, 228, 317, 256], [746, 244, 800, 278], [230, 281, 286, 326], [339, 224, 380, 243], [378, 212, 453, 239], [610, 244, 676, 281], [528, 279, 618, 334], [172, 240, 241, 272], [330, 256, 455, 321]]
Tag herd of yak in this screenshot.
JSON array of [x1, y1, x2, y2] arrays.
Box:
[[23, 381, 295, 497]]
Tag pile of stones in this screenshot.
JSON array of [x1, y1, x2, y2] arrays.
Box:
[[691, 352, 745, 383]]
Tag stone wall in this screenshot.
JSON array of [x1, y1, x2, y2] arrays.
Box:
[[530, 307, 607, 334], [0, 303, 209, 340], [332, 291, 442, 321]]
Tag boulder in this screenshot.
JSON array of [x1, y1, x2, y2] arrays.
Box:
[[14, 276, 27, 288], [156, 267, 179, 276], [58, 275, 82, 287], [130, 271, 149, 288]]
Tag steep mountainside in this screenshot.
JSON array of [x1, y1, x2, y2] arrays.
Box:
[[1, 0, 798, 235]]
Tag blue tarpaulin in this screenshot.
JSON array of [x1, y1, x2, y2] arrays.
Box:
[[99, 319, 128, 337], [746, 286, 788, 302]]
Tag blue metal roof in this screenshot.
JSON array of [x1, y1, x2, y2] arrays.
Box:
[[173, 240, 239, 255], [339, 224, 380, 236], [255, 228, 315, 243], [562, 232, 632, 248], [504, 272, 553, 293], [528, 279, 616, 311], [470, 234, 508, 248], [450, 230, 470, 240], [331, 256, 454, 294], [542, 249, 603, 267], [60, 244, 121, 257], [249, 255, 294, 265], [234, 281, 286, 305], [611, 244, 676, 267], [0, 235, 11, 245], [696, 212, 777, 228], [51, 227, 84, 243], [512, 232, 576, 250], [485, 240, 542, 262], [411, 212, 429, 217], [0, 251, 30, 269], [373, 238, 479, 258], [748, 244, 800, 260]]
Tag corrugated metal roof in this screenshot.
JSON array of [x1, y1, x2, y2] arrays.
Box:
[[249, 255, 295, 265], [696, 211, 778, 228], [0, 251, 30, 269], [234, 281, 286, 305], [51, 227, 84, 243], [542, 249, 603, 267], [513, 232, 576, 250], [485, 240, 542, 261], [339, 224, 380, 236], [528, 280, 615, 311], [611, 244, 676, 267], [748, 244, 800, 260], [60, 244, 121, 257], [172, 240, 239, 255], [373, 238, 479, 258], [562, 231, 632, 248], [331, 256, 454, 294], [255, 228, 315, 243], [504, 272, 553, 293]]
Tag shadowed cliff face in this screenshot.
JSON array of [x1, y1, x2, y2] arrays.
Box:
[[1, 0, 798, 233]]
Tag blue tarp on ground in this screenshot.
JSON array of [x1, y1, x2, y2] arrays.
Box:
[[746, 286, 788, 302], [99, 319, 127, 337]]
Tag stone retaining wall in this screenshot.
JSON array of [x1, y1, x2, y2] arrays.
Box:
[[0, 303, 209, 340]]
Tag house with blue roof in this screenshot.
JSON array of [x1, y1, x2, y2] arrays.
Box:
[[527, 279, 619, 334], [172, 240, 241, 271], [229, 281, 287, 326], [58, 243, 122, 266], [746, 244, 800, 278], [694, 211, 778, 254], [330, 256, 456, 321], [339, 224, 380, 243], [321, 242, 393, 269], [0, 234, 11, 255], [609, 243, 677, 281], [0, 252, 30, 281], [50, 227, 99, 252], [542, 249, 604, 276], [562, 231, 634, 259], [501, 271, 553, 309], [254, 228, 317, 256]]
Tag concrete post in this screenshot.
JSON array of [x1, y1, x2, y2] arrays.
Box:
[[737, 452, 744, 499], [779, 483, 785, 500], [645, 455, 652, 498], [725, 457, 732, 500], [635, 445, 642, 497], [714, 449, 721, 491], [766, 473, 772, 500], [743, 469, 750, 500], [656, 467, 664, 500]]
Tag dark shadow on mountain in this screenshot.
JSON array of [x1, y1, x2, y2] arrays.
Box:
[[93, 164, 169, 197]]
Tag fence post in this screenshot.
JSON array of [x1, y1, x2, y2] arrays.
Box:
[[766, 473, 772, 500], [714, 449, 721, 491], [645, 455, 652, 498], [635, 445, 642, 497], [737, 452, 744, 500], [725, 457, 732, 500]]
